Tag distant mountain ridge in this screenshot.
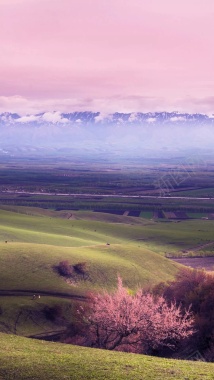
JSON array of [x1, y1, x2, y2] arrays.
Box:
[[1, 111, 214, 159], [1, 111, 214, 127]]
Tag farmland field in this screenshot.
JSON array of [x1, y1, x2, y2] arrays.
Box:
[[170, 256, 214, 271]]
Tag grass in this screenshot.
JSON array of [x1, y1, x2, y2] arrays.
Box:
[[0, 207, 213, 293], [187, 213, 208, 219], [0, 296, 74, 336], [140, 211, 154, 219], [0, 242, 179, 293], [0, 333, 214, 380], [173, 188, 214, 198], [1, 207, 214, 252]]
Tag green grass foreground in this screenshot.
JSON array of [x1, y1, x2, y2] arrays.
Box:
[[0, 333, 214, 380]]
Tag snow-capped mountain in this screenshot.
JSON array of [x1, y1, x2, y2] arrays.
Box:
[[1, 111, 214, 127], [0, 111, 214, 159]]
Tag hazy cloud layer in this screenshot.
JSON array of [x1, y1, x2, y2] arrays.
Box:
[[1, 95, 214, 116]]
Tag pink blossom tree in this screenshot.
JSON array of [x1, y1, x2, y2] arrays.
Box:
[[79, 276, 195, 353]]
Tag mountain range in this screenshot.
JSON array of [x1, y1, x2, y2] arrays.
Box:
[[0, 111, 214, 160], [1, 111, 214, 127]]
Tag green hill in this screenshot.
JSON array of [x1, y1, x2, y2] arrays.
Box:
[[0, 333, 213, 380], [0, 207, 180, 293]]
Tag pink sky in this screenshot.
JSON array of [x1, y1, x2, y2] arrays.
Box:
[[0, 0, 214, 114]]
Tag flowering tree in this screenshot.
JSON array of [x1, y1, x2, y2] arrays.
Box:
[[79, 276, 195, 353]]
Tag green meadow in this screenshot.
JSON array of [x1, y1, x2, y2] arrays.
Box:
[[0, 206, 182, 337], [0, 333, 214, 380], [0, 206, 214, 298]]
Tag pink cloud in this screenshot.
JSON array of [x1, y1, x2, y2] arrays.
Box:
[[2, 94, 213, 116], [0, 0, 214, 112]]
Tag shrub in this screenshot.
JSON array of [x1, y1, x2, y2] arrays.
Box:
[[44, 305, 63, 322], [73, 262, 88, 276], [57, 261, 73, 277], [154, 268, 214, 357]]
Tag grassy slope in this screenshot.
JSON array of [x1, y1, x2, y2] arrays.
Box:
[[0, 242, 180, 296], [0, 206, 213, 293], [1, 206, 214, 252], [0, 207, 181, 291], [0, 296, 74, 336], [0, 333, 214, 380]]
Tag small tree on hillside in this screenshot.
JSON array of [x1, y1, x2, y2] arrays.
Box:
[[79, 276, 195, 353]]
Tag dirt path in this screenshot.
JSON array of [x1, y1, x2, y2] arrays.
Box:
[[168, 241, 214, 258], [0, 289, 87, 301], [190, 241, 214, 252]]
